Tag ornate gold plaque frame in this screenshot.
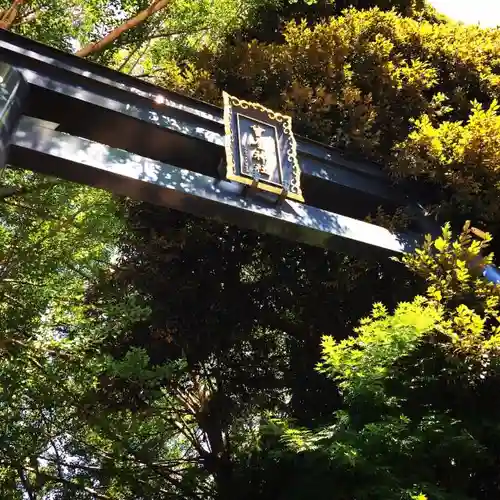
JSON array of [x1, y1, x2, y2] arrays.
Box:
[[223, 92, 304, 203]]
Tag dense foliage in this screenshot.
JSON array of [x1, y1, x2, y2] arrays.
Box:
[[1, 0, 500, 499], [259, 224, 500, 500], [0, 0, 279, 66], [164, 7, 500, 236]]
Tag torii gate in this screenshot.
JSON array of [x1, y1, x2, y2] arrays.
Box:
[[0, 29, 432, 257]]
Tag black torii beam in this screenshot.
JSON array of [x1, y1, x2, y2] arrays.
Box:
[[0, 29, 428, 256]]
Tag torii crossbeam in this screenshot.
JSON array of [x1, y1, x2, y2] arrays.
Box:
[[0, 29, 430, 256]]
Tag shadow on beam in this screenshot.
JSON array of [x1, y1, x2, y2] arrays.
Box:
[[9, 117, 418, 257]]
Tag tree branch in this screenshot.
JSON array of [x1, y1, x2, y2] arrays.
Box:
[[132, 67, 168, 79], [49, 441, 64, 480], [24, 465, 111, 500], [75, 0, 172, 58], [0, 0, 24, 30], [39, 456, 101, 474], [127, 39, 152, 76], [117, 43, 141, 72], [41, 445, 207, 500], [0, 180, 61, 200], [17, 467, 36, 500], [1, 278, 42, 286], [12, 6, 39, 26], [125, 451, 209, 500], [147, 26, 208, 40]]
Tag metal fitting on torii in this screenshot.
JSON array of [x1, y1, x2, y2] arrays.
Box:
[[469, 226, 500, 285]]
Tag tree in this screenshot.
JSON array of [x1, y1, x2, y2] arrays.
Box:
[[0, 168, 141, 498], [230, 0, 442, 45], [159, 7, 500, 243], [74, 0, 172, 58], [82, 203, 416, 497], [3, 1, 500, 499], [0, 0, 279, 70], [246, 224, 500, 500], [93, 5, 500, 499]]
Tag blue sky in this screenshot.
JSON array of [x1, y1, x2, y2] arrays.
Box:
[[429, 0, 500, 27]]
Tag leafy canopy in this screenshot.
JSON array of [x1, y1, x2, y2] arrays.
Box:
[[267, 224, 500, 500]]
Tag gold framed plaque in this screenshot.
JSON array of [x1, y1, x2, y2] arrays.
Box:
[[223, 92, 304, 203]]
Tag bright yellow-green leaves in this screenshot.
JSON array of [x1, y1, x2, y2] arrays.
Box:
[[320, 221, 500, 409], [395, 101, 500, 223], [401, 223, 500, 354], [319, 296, 442, 399], [411, 494, 428, 500]]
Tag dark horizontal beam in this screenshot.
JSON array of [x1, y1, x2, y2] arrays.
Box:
[[0, 30, 407, 213], [10, 116, 418, 256]]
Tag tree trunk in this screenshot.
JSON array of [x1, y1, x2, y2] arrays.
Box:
[[0, 0, 24, 30], [75, 0, 171, 58]]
